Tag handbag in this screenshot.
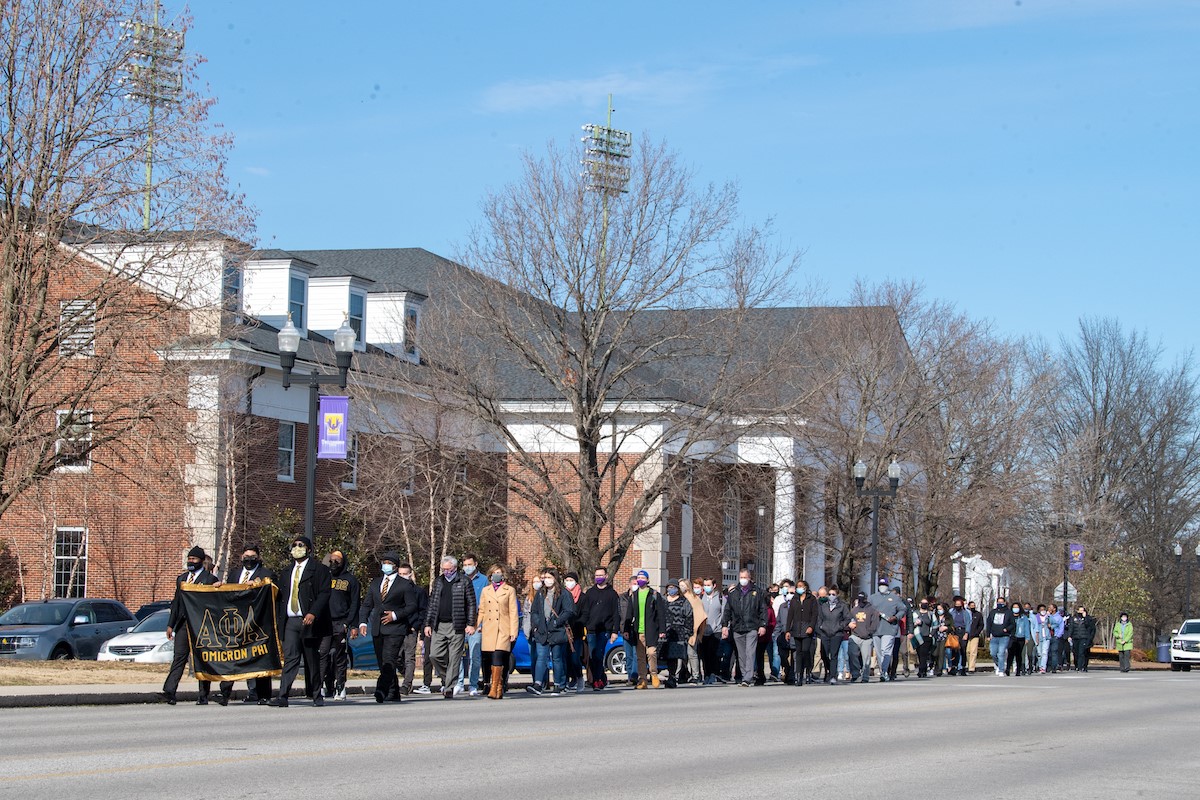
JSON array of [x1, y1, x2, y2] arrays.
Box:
[[945, 632, 961, 650]]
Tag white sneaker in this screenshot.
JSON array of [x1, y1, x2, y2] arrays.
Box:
[[468, 688, 480, 697], [452, 683, 462, 697], [334, 687, 347, 701], [413, 685, 431, 694]]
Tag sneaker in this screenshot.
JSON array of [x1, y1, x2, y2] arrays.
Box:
[[525, 683, 544, 696], [739, 681, 750, 687], [334, 686, 347, 701], [413, 685, 432, 694], [468, 688, 480, 697], [549, 684, 564, 695], [830, 678, 838, 685]]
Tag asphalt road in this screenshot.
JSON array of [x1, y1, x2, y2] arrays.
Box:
[[0, 672, 1194, 799]]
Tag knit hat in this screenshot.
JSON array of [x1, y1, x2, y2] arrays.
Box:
[[292, 536, 313, 549], [381, 551, 400, 565], [187, 546, 206, 560]]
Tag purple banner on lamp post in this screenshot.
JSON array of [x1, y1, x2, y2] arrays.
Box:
[[317, 395, 348, 459], [1068, 543, 1085, 571]]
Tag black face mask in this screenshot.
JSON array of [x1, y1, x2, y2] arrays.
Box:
[[186, 561, 202, 573], [330, 561, 344, 575], [242, 558, 260, 570]]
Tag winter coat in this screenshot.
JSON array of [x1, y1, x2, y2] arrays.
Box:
[[1068, 613, 1096, 643], [987, 605, 1016, 638], [788, 593, 819, 640], [623, 587, 666, 642], [530, 587, 576, 646], [424, 572, 479, 635], [721, 585, 767, 634], [1113, 621, 1134, 651], [476, 582, 519, 652], [576, 584, 623, 635], [685, 592, 706, 646], [817, 598, 852, 637], [664, 596, 694, 641]]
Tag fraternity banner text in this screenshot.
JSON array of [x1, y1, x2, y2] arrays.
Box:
[[179, 581, 283, 682]]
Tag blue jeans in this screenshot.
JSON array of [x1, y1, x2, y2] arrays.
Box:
[[837, 640, 849, 674], [586, 632, 611, 685], [990, 636, 1010, 669], [535, 642, 566, 688], [769, 637, 781, 678], [462, 630, 482, 689], [623, 639, 638, 681]]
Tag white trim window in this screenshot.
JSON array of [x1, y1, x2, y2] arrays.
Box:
[[722, 487, 741, 585], [404, 306, 419, 359], [288, 275, 306, 331], [55, 409, 93, 471], [59, 300, 97, 357], [349, 292, 366, 345], [341, 432, 358, 489], [54, 527, 87, 598], [277, 421, 296, 481]]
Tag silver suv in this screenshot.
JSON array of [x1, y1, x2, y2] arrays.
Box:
[[0, 598, 136, 660]]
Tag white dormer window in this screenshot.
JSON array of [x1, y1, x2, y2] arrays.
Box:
[[288, 276, 306, 331], [349, 292, 365, 345], [404, 306, 419, 359]]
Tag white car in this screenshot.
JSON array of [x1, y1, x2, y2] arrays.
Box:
[[1170, 619, 1200, 672], [98, 609, 174, 664]]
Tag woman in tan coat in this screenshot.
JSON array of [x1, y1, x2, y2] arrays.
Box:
[[476, 563, 520, 699], [678, 578, 707, 683]]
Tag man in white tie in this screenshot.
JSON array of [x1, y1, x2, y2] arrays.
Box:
[[218, 545, 276, 704]]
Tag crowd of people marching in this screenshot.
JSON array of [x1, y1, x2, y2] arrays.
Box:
[[161, 538, 1135, 707]]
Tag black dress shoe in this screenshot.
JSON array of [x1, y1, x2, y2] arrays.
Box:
[[162, 692, 177, 705], [374, 690, 386, 704], [242, 694, 259, 704], [196, 697, 208, 705], [312, 694, 324, 707], [267, 696, 289, 707], [216, 694, 229, 707]]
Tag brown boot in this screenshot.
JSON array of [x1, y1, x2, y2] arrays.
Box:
[[489, 666, 504, 699], [651, 673, 662, 689]]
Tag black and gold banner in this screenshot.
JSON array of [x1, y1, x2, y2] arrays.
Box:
[[179, 581, 283, 681]]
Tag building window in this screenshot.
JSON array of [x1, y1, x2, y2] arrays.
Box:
[[341, 433, 358, 489], [223, 263, 242, 313], [404, 461, 416, 495], [55, 409, 93, 471], [404, 306, 419, 358], [288, 276, 306, 330], [349, 292, 365, 343], [722, 487, 740, 585], [59, 300, 97, 357], [54, 528, 87, 598], [277, 422, 295, 480]]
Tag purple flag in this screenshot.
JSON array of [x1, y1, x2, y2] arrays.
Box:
[[317, 395, 348, 459], [1068, 543, 1085, 571]]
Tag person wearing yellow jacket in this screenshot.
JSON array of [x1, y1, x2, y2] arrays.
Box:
[[476, 565, 519, 698], [1113, 612, 1135, 673]]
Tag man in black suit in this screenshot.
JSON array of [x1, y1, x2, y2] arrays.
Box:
[[162, 546, 220, 706], [359, 552, 419, 703], [269, 536, 332, 708], [218, 544, 276, 704]]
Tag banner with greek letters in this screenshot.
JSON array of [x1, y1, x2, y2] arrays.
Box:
[[179, 581, 282, 681], [318, 395, 349, 458]]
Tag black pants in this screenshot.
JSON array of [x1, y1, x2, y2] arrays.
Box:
[[218, 675, 271, 701], [888, 636, 901, 680], [163, 634, 210, 699], [278, 617, 323, 698], [754, 638, 770, 683], [700, 634, 721, 679], [915, 638, 932, 677], [319, 622, 350, 694], [794, 637, 816, 684], [1007, 637, 1026, 675], [818, 633, 841, 680], [373, 632, 406, 698], [1072, 639, 1091, 670]]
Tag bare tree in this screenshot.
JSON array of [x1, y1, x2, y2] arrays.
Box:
[[0, 0, 252, 528], [408, 138, 809, 574]]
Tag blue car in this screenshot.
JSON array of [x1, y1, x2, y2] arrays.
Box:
[[348, 617, 629, 675], [0, 598, 136, 660]]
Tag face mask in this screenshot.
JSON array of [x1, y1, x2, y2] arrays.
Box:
[[667, 587, 679, 597], [738, 578, 750, 587], [542, 577, 555, 588], [828, 595, 838, 603], [291, 546, 307, 560], [920, 604, 929, 610], [595, 576, 607, 586], [703, 586, 714, 595], [186, 561, 201, 573], [693, 585, 702, 595], [399, 573, 412, 582], [637, 579, 648, 588], [797, 587, 806, 595], [531, 579, 542, 589], [443, 569, 456, 579], [464, 565, 477, 575], [330, 561, 344, 575], [564, 579, 577, 590], [242, 558, 259, 570], [381, 563, 395, 575], [491, 573, 504, 584]]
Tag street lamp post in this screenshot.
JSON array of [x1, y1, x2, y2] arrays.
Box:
[[1049, 512, 1084, 612], [853, 458, 902, 589], [277, 315, 357, 542], [1174, 542, 1200, 618]]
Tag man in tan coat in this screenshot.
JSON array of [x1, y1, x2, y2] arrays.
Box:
[[476, 565, 519, 699]]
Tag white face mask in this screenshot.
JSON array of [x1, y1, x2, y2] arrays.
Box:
[[542, 577, 555, 588], [563, 579, 577, 590], [693, 585, 702, 595], [531, 579, 542, 589], [738, 578, 750, 587], [464, 564, 477, 575]]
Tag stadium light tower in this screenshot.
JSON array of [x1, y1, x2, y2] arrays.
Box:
[[119, 2, 184, 231], [581, 95, 632, 302]]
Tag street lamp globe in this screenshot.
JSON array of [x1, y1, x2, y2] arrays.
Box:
[[853, 459, 867, 489], [277, 314, 300, 374], [887, 458, 902, 490], [333, 316, 356, 353], [1175, 542, 1184, 559]]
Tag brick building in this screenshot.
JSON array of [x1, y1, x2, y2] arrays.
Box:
[[2, 241, 907, 609]]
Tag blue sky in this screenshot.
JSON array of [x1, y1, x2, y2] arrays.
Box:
[[185, 0, 1198, 357]]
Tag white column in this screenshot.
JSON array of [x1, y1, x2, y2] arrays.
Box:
[[772, 467, 796, 584]]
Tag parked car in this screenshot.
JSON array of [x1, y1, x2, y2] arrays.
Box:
[[134, 600, 172, 621], [1170, 618, 1200, 671], [97, 609, 174, 663], [0, 598, 136, 660]]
